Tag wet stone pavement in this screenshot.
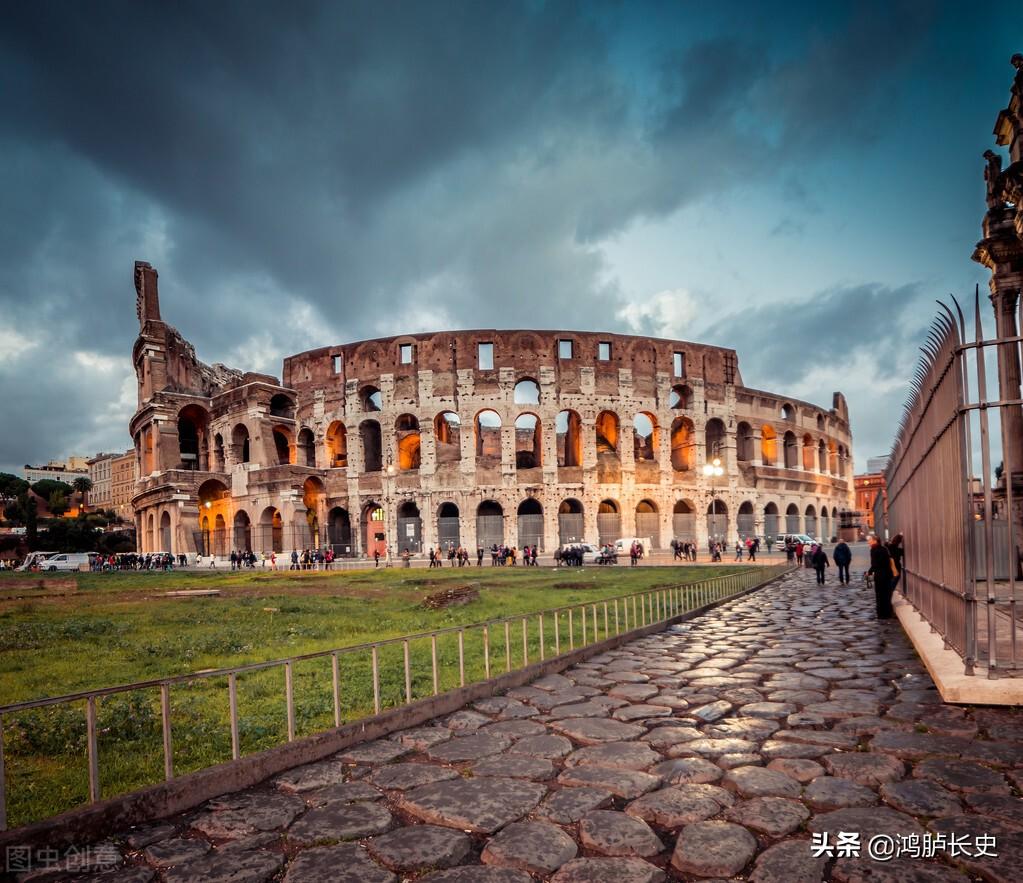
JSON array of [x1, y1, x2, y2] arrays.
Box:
[[36, 566, 1023, 882]]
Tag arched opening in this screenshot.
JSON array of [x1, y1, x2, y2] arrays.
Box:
[[197, 479, 230, 555], [820, 506, 831, 542], [514, 414, 542, 469], [214, 514, 227, 556], [362, 501, 386, 558], [437, 501, 460, 549], [595, 411, 619, 454], [838, 445, 849, 477], [327, 506, 353, 554], [597, 499, 621, 546], [513, 378, 540, 405], [212, 433, 225, 472], [785, 502, 800, 535], [804, 504, 818, 539], [763, 502, 780, 544], [706, 499, 729, 544], [670, 417, 695, 471], [558, 498, 584, 545], [269, 394, 295, 419], [326, 421, 348, 468], [475, 410, 502, 465], [517, 498, 544, 550], [780, 403, 795, 421], [737, 500, 755, 539], [828, 440, 838, 474], [297, 428, 316, 467], [672, 499, 696, 543], [232, 423, 250, 464], [669, 384, 692, 410], [160, 511, 172, 552], [818, 439, 827, 473], [476, 500, 504, 549], [395, 414, 421, 471], [361, 386, 382, 412], [396, 500, 422, 553], [556, 410, 582, 467], [177, 404, 209, 471], [802, 434, 815, 471], [360, 419, 383, 472], [635, 499, 660, 549], [302, 477, 325, 546], [761, 425, 777, 466], [736, 421, 754, 462], [633, 413, 658, 462], [705, 418, 726, 466], [200, 515, 209, 555], [259, 506, 284, 554], [233, 510, 252, 552], [783, 431, 798, 469], [434, 412, 462, 464], [817, 413, 826, 431], [272, 427, 293, 465]]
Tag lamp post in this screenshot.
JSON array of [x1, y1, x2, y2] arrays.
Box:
[[384, 459, 396, 565], [703, 454, 725, 549]]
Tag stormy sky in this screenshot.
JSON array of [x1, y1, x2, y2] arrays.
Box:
[[0, 1, 1018, 475]]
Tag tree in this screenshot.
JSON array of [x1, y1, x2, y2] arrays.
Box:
[[31, 478, 73, 500], [72, 476, 93, 511], [25, 494, 37, 550], [0, 472, 29, 504], [48, 491, 68, 517]]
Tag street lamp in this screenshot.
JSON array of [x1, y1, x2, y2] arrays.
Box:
[[702, 457, 724, 480]]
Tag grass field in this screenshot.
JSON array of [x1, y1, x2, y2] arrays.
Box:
[[0, 564, 752, 827]]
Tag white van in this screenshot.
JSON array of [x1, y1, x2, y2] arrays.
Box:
[[42, 553, 92, 572], [16, 551, 57, 571]]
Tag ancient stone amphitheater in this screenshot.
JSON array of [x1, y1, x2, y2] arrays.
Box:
[[129, 262, 854, 558]]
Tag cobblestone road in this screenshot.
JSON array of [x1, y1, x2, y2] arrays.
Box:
[[38, 564, 1023, 882]]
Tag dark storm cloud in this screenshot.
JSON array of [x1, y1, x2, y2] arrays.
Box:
[[0, 0, 970, 471]]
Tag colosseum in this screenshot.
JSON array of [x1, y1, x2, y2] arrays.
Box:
[[129, 261, 855, 559]]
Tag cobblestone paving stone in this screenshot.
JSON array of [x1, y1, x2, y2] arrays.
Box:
[[54, 565, 1023, 881]]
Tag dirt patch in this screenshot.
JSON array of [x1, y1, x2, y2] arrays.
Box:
[[0, 576, 77, 599], [421, 584, 480, 609], [553, 581, 596, 590]]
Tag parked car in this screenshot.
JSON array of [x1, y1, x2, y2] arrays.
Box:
[[778, 534, 818, 549], [559, 543, 602, 565], [42, 552, 93, 572]]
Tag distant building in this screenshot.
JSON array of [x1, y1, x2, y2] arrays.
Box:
[[110, 450, 137, 522], [23, 459, 89, 485], [87, 452, 121, 509], [854, 472, 886, 536], [866, 455, 890, 474]]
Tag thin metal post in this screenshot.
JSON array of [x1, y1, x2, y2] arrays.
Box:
[[568, 608, 574, 649], [86, 696, 100, 803], [484, 625, 491, 679], [458, 629, 466, 686], [581, 605, 587, 646], [632, 595, 638, 627], [403, 640, 412, 704], [505, 620, 512, 671], [0, 714, 6, 831], [160, 684, 173, 781], [431, 634, 439, 695], [538, 614, 544, 661], [371, 646, 381, 715], [592, 605, 598, 643], [522, 618, 529, 665], [614, 598, 620, 633], [603, 602, 609, 639], [285, 661, 295, 741], [331, 652, 341, 727], [229, 673, 241, 760], [554, 611, 560, 655]]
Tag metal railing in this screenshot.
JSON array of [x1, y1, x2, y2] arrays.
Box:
[[887, 289, 1023, 677], [0, 564, 789, 830]]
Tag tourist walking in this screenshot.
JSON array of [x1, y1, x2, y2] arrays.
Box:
[[833, 540, 852, 584], [476, 546, 484, 566], [811, 545, 829, 585], [868, 536, 895, 619]]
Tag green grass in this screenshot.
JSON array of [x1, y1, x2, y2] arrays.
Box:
[[0, 564, 761, 827]]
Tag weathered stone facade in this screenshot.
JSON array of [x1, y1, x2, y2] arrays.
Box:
[[129, 262, 854, 557]]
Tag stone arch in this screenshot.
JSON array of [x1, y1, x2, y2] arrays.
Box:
[[233, 509, 252, 552], [396, 500, 422, 553], [475, 410, 502, 463], [597, 498, 621, 546], [556, 410, 582, 467], [360, 419, 383, 472], [785, 502, 800, 535], [805, 504, 818, 539], [515, 413, 542, 469], [817, 413, 826, 431], [434, 411, 462, 463], [160, 510, 172, 552], [763, 501, 780, 542], [558, 498, 584, 545], [361, 501, 387, 559], [259, 506, 284, 553], [232, 423, 250, 464], [147, 512, 155, 553], [513, 378, 540, 405], [761, 425, 777, 466], [737, 500, 755, 539], [818, 438, 827, 472], [802, 433, 815, 471], [633, 412, 658, 462], [328, 506, 353, 552], [705, 417, 726, 465], [302, 477, 326, 546], [437, 501, 461, 548], [828, 440, 838, 474], [360, 385, 382, 412], [783, 431, 798, 469], [595, 411, 619, 454], [269, 393, 295, 419], [669, 384, 693, 409], [297, 427, 316, 467], [635, 498, 660, 549], [780, 403, 796, 421], [670, 417, 695, 471], [395, 414, 421, 471], [706, 499, 729, 543], [517, 497, 544, 550], [820, 506, 831, 542], [736, 421, 754, 462], [672, 499, 696, 542], [272, 426, 294, 465], [212, 432, 225, 472], [214, 513, 227, 556], [326, 421, 348, 468], [476, 499, 505, 549], [177, 403, 210, 471]]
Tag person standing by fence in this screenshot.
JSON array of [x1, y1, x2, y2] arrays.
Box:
[[868, 535, 895, 619], [888, 534, 904, 592]]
